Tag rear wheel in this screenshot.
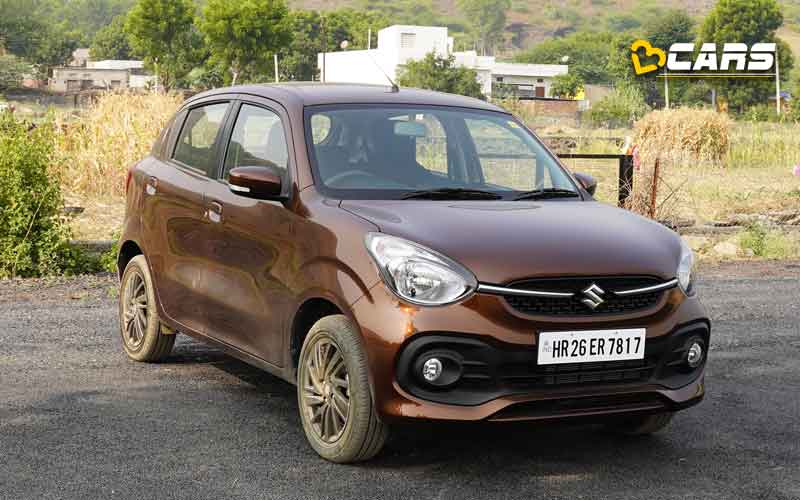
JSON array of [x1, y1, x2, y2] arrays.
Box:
[[118, 255, 175, 362], [605, 411, 674, 435], [297, 315, 388, 463]]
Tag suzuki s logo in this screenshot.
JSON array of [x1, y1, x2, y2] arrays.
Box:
[[581, 283, 605, 310]]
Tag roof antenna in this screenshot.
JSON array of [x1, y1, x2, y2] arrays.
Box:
[[366, 51, 399, 93]]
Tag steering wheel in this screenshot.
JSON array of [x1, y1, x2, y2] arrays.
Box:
[[326, 169, 381, 187]]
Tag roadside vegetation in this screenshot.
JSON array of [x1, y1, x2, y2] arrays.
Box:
[[2, 0, 799, 274], [0, 114, 97, 277]]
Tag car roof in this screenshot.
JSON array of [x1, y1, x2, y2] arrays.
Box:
[[185, 82, 507, 113]]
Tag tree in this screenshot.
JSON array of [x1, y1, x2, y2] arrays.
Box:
[[0, 1, 79, 75], [456, 0, 511, 55], [396, 52, 484, 99], [0, 55, 32, 91], [645, 9, 694, 51], [549, 73, 583, 99], [125, 0, 199, 89], [357, 0, 437, 27], [29, 28, 79, 76], [278, 8, 388, 82], [278, 10, 323, 82], [91, 15, 136, 60], [698, 0, 791, 113], [515, 31, 614, 84], [200, 0, 291, 86]]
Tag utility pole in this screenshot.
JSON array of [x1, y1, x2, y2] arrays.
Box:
[[368, 28, 371, 50], [775, 46, 781, 116], [321, 16, 327, 83], [274, 53, 279, 83]]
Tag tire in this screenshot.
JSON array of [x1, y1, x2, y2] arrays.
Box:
[[118, 254, 175, 362], [606, 411, 675, 435], [297, 315, 389, 463]]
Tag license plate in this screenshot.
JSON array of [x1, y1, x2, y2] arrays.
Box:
[[537, 329, 646, 365]]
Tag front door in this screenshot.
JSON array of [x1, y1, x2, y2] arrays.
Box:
[[200, 100, 296, 366], [141, 101, 231, 335]]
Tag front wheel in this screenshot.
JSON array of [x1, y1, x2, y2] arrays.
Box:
[[297, 315, 388, 463], [118, 255, 175, 362]]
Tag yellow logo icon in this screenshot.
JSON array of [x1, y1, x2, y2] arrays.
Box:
[[630, 40, 666, 75]]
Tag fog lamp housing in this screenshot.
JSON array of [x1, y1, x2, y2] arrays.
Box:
[[686, 341, 704, 368], [415, 352, 463, 387]]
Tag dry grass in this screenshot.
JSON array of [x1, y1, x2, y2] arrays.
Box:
[[53, 92, 183, 197], [54, 94, 800, 241], [538, 112, 800, 224]]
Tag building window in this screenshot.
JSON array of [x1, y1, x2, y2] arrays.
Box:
[[496, 76, 504, 82], [537, 78, 544, 83], [400, 33, 416, 49]]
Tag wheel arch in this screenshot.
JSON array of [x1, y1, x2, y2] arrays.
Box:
[[290, 296, 344, 373], [117, 239, 143, 280]]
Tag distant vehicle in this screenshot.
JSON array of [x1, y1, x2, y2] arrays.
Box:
[[116, 83, 710, 463]]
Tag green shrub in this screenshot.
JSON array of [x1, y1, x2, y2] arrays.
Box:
[[98, 233, 121, 273], [740, 104, 781, 123], [0, 114, 96, 277], [588, 85, 650, 128], [740, 223, 797, 258]]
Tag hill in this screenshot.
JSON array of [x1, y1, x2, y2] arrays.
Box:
[[289, 0, 800, 56]]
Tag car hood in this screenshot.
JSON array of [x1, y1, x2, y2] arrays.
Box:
[[340, 200, 682, 284]]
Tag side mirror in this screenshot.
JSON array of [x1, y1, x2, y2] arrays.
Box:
[[228, 166, 283, 200], [573, 172, 597, 196]]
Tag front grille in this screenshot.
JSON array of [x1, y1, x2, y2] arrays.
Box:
[[496, 358, 655, 388], [504, 276, 666, 316]]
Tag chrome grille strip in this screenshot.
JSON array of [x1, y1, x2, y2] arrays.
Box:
[[612, 278, 679, 296], [476, 284, 575, 298]]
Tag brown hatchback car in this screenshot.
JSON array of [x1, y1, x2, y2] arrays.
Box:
[[117, 83, 709, 462]]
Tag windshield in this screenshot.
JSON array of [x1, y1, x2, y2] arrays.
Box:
[[305, 105, 578, 200]]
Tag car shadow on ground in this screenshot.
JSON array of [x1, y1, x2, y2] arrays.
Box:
[[165, 338, 683, 470]]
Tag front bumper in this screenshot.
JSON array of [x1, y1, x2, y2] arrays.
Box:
[[351, 281, 709, 423]]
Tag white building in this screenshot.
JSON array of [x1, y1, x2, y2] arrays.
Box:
[[318, 25, 568, 98], [50, 59, 155, 92]]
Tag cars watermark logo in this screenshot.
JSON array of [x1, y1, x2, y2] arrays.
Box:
[[631, 40, 776, 78]]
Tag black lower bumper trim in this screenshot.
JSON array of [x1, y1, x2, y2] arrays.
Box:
[[395, 321, 710, 406]]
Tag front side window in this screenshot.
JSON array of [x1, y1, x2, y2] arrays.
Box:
[[223, 104, 288, 180], [173, 102, 229, 176], [305, 105, 576, 199]]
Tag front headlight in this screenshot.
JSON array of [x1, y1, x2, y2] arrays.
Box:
[[365, 233, 477, 306], [677, 238, 694, 293]]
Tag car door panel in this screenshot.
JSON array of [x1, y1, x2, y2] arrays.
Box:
[[140, 100, 232, 336], [199, 98, 297, 366]]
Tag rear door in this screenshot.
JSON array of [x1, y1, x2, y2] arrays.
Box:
[[140, 99, 232, 335], [200, 98, 296, 366]]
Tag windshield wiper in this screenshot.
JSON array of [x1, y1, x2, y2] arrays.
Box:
[[512, 188, 580, 201], [400, 188, 502, 200]]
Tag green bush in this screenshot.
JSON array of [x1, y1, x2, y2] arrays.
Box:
[[740, 103, 782, 123], [98, 233, 121, 274], [0, 114, 96, 277], [587, 85, 650, 128], [739, 223, 797, 259]]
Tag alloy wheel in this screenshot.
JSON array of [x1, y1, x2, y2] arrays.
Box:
[[301, 337, 351, 444], [122, 270, 148, 349]]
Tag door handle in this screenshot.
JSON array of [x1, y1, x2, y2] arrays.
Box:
[[206, 200, 223, 223], [145, 176, 158, 195]]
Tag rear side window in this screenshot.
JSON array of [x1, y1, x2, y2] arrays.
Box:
[[173, 103, 230, 176], [151, 115, 176, 158], [223, 104, 288, 180]]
